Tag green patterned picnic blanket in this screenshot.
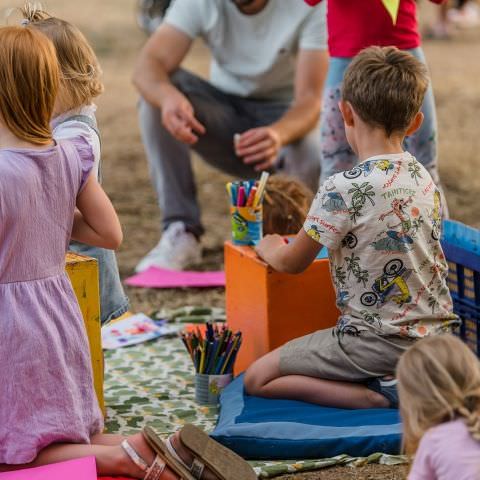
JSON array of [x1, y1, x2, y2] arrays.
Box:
[[104, 312, 407, 478]]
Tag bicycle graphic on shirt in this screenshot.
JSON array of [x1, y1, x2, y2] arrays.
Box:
[[360, 258, 412, 307]]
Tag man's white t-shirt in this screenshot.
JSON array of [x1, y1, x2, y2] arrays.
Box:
[[164, 0, 327, 101]]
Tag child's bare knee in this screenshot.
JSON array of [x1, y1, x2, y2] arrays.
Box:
[[244, 349, 282, 396], [243, 367, 264, 396]]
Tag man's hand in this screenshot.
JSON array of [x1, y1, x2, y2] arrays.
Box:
[[161, 86, 206, 145], [235, 127, 282, 171], [255, 234, 286, 263]]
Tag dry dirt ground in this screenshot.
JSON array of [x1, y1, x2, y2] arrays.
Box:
[[3, 1, 479, 478]]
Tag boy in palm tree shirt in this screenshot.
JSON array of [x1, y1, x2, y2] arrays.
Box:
[[244, 47, 458, 410]]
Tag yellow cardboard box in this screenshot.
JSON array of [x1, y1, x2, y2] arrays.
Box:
[[65, 252, 104, 413]]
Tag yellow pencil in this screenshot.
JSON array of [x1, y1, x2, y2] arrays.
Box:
[[253, 172, 269, 207], [220, 336, 239, 374], [199, 344, 206, 374]]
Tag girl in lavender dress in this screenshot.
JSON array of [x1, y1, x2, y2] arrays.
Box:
[[0, 24, 255, 480]]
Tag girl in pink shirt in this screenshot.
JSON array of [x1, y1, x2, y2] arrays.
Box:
[[397, 335, 480, 480], [305, 0, 446, 203]]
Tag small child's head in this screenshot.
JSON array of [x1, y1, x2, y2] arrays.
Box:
[[340, 46, 429, 153], [262, 175, 314, 236], [397, 335, 480, 454], [21, 3, 103, 113], [0, 26, 59, 145]]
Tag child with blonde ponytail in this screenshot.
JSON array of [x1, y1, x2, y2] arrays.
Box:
[[20, 3, 129, 323], [397, 334, 480, 479]]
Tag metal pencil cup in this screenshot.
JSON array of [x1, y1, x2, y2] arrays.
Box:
[[230, 205, 263, 246], [194, 373, 233, 406]]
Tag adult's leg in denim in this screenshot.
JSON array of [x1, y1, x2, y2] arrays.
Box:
[[138, 70, 254, 237], [278, 129, 321, 192], [69, 242, 129, 323]]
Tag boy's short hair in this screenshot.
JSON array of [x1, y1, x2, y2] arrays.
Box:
[[342, 46, 429, 136], [21, 4, 103, 110]]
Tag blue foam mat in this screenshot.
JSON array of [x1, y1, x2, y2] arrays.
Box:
[[212, 375, 402, 460]]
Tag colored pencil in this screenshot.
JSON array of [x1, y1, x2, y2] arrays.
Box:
[[180, 323, 242, 375], [226, 175, 269, 209], [253, 171, 269, 207]]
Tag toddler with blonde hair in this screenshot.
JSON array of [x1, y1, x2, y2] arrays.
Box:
[[21, 3, 129, 323], [398, 334, 480, 479]]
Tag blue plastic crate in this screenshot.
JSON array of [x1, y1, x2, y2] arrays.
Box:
[[441, 220, 480, 356]]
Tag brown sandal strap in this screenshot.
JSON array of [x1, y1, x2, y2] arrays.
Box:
[[165, 436, 205, 479], [144, 456, 167, 480]]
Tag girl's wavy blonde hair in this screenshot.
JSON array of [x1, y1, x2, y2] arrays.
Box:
[[0, 26, 58, 145], [397, 334, 480, 455], [21, 3, 103, 111]]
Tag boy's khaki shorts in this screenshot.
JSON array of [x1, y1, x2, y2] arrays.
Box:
[[279, 326, 415, 381]]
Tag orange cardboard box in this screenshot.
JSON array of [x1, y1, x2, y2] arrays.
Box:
[[225, 241, 339, 373]]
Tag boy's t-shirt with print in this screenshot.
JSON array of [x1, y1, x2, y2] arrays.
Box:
[[304, 152, 458, 338]]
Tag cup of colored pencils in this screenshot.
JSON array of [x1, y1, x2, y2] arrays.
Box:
[[181, 322, 243, 405], [227, 172, 269, 246]]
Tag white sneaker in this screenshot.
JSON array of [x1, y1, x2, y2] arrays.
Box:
[[135, 222, 202, 272]]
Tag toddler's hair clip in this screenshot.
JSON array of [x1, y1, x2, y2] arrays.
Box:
[[20, 19, 30, 26]]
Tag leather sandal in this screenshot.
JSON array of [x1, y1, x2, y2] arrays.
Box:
[[121, 439, 167, 480], [144, 425, 257, 480]]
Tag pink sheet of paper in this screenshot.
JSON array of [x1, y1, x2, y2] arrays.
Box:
[[0, 457, 96, 480], [125, 267, 225, 289]]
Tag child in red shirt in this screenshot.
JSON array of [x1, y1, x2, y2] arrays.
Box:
[[306, 0, 446, 208]]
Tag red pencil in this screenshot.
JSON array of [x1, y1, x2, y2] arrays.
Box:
[[246, 186, 257, 207]]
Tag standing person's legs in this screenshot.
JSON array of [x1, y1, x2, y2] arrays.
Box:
[[403, 48, 439, 182], [404, 47, 448, 216], [319, 57, 357, 185]]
